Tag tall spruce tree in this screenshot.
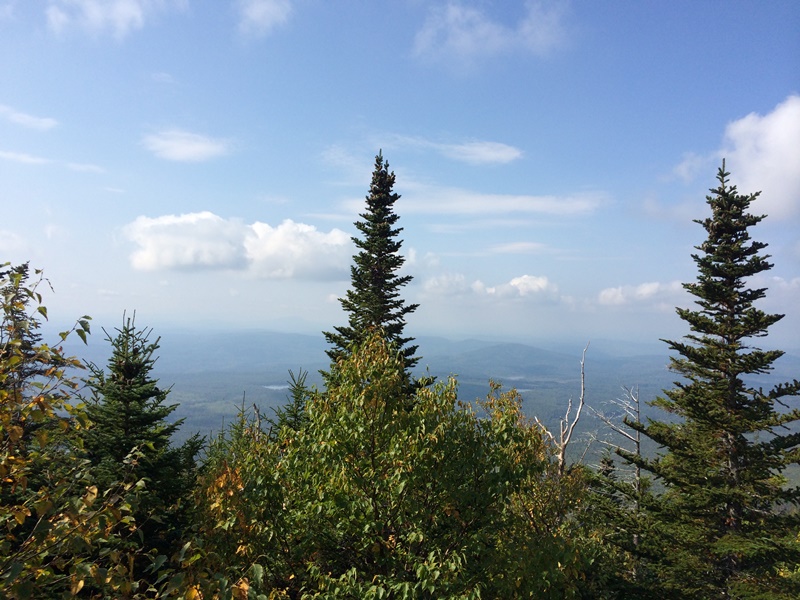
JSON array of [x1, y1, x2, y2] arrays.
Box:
[[324, 152, 419, 372], [620, 162, 800, 598]]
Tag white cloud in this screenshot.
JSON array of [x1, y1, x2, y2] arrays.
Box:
[[489, 241, 545, 254], [414, 1, 566, 66], [0, 150, 103, 172], [67, 161, 104, 173], [597, 280, 683, 306], [508, 274, 556, 296], [597, 286, 625, 306], [423, 272, 558, 300], [142, 129, 231, 162], [0, 104, 58, 130], [237, 0, 291, 37], [423, 273, 471, 296], [669, 95, 800, 221], [124, 212, 352, 279], [769, 275, 800, 291], [438, 140, 522, 164], [387, 134, 522, 165], [396, 184, 605, 217], [482, 275, 558, 299], [45, 0, 185, 39], [244, 220, 351, 279], [0, 150, 50, 164], [722, 95, 800, 220], [125, 212, 248, 271]]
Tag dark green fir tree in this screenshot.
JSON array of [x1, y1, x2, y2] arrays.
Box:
[[268, 368, 311, 437], [83, 315, 201, 551], [324, 152, 419, 373], [620, 162, 800, 598]]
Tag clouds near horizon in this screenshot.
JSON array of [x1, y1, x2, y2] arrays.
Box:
[[597, 281, 683, 307], [423, 272, 559, 302]]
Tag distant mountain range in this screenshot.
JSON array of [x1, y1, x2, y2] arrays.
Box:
[[62, 329, 800, 453]]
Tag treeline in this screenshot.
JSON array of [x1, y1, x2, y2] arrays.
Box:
[[1, 156, 799, 598]]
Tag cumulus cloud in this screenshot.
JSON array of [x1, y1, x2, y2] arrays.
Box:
[[414, 0, 567, 66], [0, 104, 58, 130], [237, 0, 291, 36], [245, 220, 351, 279], [476, 275, 558, 299], [124, 211, 352, 279], [125, 212, 248, 271], [597, 280, 683, 306], [142, 129, 231, 162], [508, 274, 555, 296], [670, 95, 800, 220], [722, 95, 800, 220], [46, 0, 186, 39]]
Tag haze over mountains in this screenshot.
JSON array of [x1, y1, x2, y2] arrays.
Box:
[[63, 329, 800, 447]]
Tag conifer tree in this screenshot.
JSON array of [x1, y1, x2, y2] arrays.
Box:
[[621, 162, 800, 598], [268, 368, 311, 437], [83, 316, 201, 550], [324, 152, 419, 372]]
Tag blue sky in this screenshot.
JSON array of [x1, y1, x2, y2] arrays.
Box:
[[1, 1, 799, 350]]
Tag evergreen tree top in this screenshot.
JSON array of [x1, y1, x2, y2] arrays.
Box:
[[324, 152, 419, 373], [680, 161, 782, 347]]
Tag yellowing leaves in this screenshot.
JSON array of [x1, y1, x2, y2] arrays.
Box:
[[12, 506, 30, 524], [185, 586, 203, 600], [83, 485, 98, 507]]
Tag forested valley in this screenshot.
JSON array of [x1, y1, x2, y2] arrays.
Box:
[[2, 155, 799, 599]]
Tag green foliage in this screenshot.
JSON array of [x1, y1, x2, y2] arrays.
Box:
[[324, 153, 420, 374], [615, 164, 800, 598], [192, 333, 584, 598], [0, 263, 152, 598]]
